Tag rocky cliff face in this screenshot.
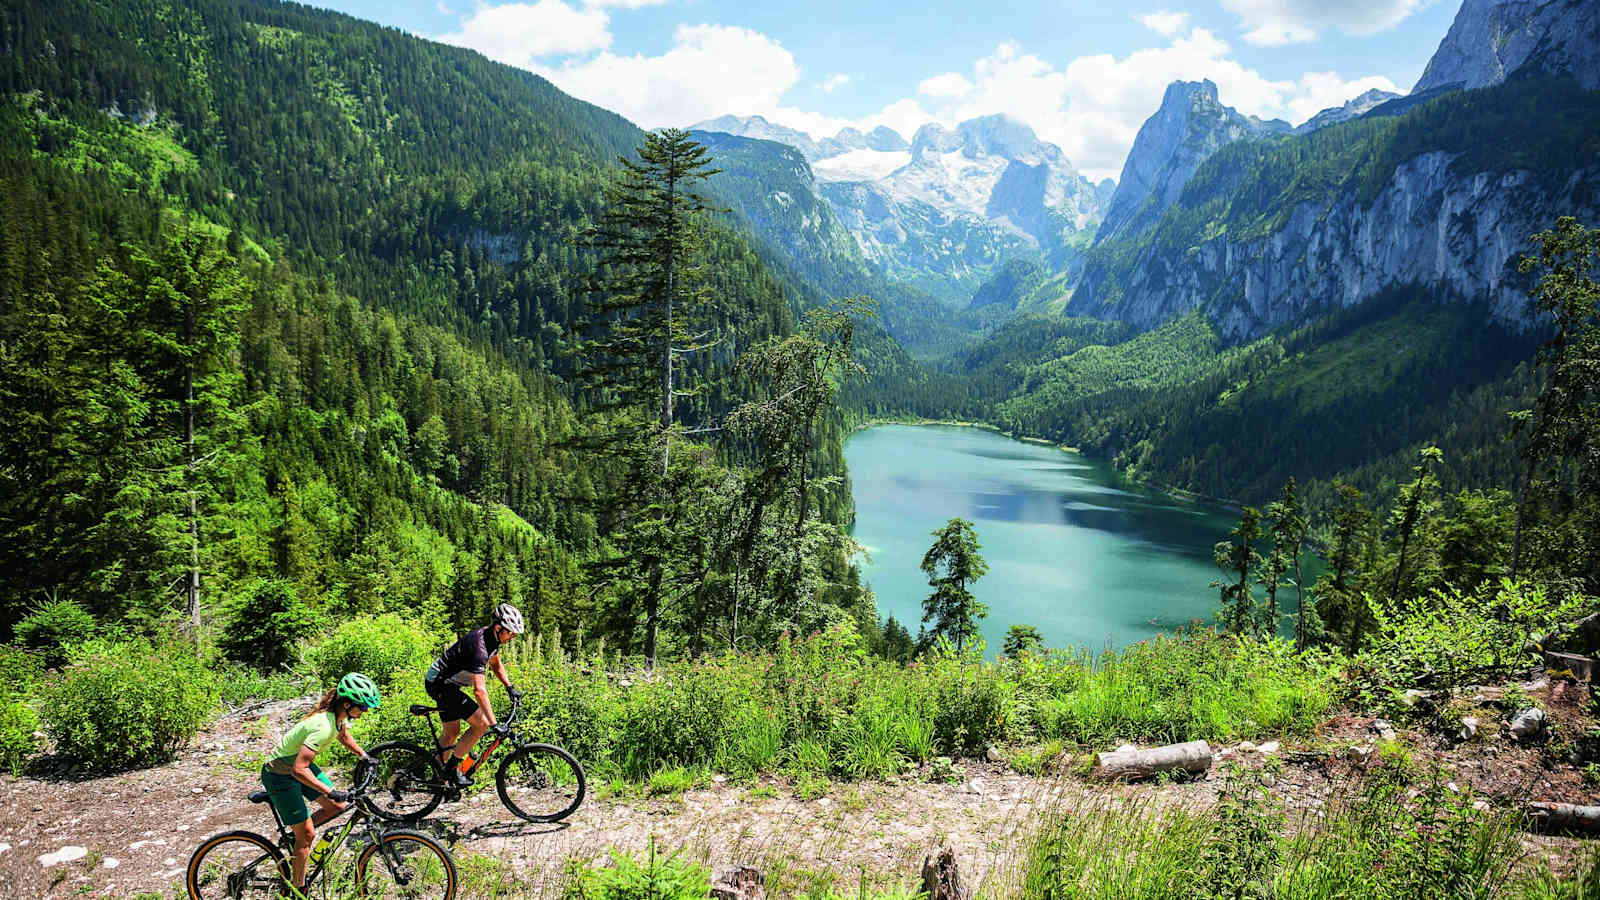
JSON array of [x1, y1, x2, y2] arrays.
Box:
[[1069, 151, 1600, 339], [1414, 0, 1600, 92], [1095, 81, 1289, 246]]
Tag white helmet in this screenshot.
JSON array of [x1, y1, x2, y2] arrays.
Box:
[[492, 603, 525, 634]]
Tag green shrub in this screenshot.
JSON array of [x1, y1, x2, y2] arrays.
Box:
[[611, 661, 757, 777], [0, 646, 45, 698], [217, 579, 317, 672], [14, 599, 95, 668], [1365, 579, 1591, 694], [213, 664, 315, 708], [0, 699, 39, 774], [307, 614, 437, 691], [924, 652, 1011, 755], [566, 840, 709, 900], [38, 641, 217, 771]]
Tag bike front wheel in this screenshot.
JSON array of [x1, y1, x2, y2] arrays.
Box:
[[360, 741, 447, 823], [185, 830, 288, 899], [495, 743, 586, 822], [355, 830, 457, 899]]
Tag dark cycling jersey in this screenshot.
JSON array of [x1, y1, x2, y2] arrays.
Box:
[[427, 626, 502, 687]]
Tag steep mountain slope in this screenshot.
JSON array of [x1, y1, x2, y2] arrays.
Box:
[[0, 0, 834, 634], [1415, 0, 1600, 92], [1096, 80, 1290, 245], [1068, 77, 1600, 338]]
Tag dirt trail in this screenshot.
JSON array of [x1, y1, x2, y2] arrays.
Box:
[[0, 697, 1081, 899], [2, 681, 1595, 899]]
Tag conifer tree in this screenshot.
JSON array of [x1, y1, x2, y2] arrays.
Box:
[[1213, 507, 1263, 637], [920, 518, 989, 653]]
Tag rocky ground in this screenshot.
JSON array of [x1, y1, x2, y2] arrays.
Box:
[[2, 676, 1597, 899]]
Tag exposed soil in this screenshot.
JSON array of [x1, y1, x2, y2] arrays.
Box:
[[3, 676, 1597, 899]]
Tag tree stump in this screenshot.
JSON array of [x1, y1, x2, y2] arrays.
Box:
[[921, 847, 969, 900], [711, 865, 766, 900], [1091, 740, 1213, 780]]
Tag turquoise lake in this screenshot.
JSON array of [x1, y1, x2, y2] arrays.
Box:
[[845, 424, 1247, 653]]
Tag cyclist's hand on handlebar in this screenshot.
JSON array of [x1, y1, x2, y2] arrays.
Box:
[[360, 754, 378, 766], [491, 723, 513, 738], [327, 789, 352, 803], [508, 685, 522, 700]]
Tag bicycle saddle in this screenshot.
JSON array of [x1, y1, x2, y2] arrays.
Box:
[[248, 790, 270, 804], [409, 704, 436, 716]]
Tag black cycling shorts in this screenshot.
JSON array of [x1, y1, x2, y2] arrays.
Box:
[[425, 678, 479, 723]]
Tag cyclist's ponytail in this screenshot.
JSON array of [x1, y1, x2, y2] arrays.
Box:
[[311, 686, 338, 714]]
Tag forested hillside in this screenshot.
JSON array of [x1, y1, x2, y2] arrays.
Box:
[[0, 0, 874, 661]]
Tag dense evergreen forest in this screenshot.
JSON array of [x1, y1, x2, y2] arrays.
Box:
[[0, 0, 876, 664]]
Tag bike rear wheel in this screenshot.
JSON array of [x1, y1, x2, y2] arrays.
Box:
[[496, 743, 586, 822], [355, 829, 457, 899], [360, 741, 447, 823], [185, 830, 287, 899]]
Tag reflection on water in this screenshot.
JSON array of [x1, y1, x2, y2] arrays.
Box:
[[846, 425, 1242, 654]]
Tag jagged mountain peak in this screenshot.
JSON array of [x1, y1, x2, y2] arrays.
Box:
[[1096, 79, 1290, 244], [1414, 0, 1600, 93], [1296, 87, 1403, 134]]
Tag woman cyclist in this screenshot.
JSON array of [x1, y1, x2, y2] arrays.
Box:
[[261, 672, 380, 894]]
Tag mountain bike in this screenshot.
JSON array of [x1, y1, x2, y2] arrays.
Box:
[[358, 690, 585, 825], [185, 773, 456, 899]]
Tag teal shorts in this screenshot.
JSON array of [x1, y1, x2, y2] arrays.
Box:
[[260, 763, 334, 826]]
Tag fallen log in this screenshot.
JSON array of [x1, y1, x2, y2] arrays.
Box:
[[1527, 802, 1600, 834], [1543, 651, 1595, 682], [1091, 740, 1212, 780]]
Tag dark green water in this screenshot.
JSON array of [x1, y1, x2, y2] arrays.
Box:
[[846, 424, 1244, 653]]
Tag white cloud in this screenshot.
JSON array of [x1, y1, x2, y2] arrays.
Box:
[[1219, 0, 1424, 45], [532, 24, 845, 133], [437, 1, 611, 64], [918, 72, 973, 98], [819, 74, 851, 94], [1137, 11, 1190, 37], [583, 0, 670, 8], [436, 1, 454, 16], [860, 30, 1397, 182]]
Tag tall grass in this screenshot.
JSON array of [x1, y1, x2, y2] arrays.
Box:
[[353, 625, 1339, 783], [1009, 767, 1583, 900]]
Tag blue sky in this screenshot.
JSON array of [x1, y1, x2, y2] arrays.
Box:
[[313, 0, 1463, 181]]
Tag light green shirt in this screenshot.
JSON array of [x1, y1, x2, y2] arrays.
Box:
[[266, 711, 342, 775]]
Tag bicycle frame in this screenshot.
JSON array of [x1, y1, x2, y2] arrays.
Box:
[[419, 692, 525, 782], [261, 779, 409, 892]]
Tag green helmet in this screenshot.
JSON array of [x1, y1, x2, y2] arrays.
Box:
[[336, 672, 381, 710]]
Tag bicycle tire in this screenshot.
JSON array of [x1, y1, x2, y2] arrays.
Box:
[[354, 829, 457, 899], [185, 829, 288, 899], [495, 743, 586, 823], [360, 741, 447, 823]]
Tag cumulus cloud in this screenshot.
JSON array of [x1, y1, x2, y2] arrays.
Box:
[[435, 1, 1398, 183], [532, 24, 844, 132], [436, 0, 611, 64], [1137, 11, 1190, 37], [1219, 0, 1425, 45], [887, 30, 1397, 181]]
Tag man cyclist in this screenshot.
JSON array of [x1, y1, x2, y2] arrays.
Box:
[[426, 603, 523, 786], [261, 672, 380, 894]]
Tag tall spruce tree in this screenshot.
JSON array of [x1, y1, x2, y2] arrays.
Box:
[[1213, 507, 1263, 637], [577, 129, 723, 667], [919, 517, 989, 654]]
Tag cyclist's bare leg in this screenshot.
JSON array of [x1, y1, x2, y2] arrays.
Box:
[[449, 708, 490, 764], [437, 719, 462, 763], [310, 793, 346, 827], [289, 819, 315, 889]]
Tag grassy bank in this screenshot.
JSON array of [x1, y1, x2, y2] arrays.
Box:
[[340, 625, 1338, 783]]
